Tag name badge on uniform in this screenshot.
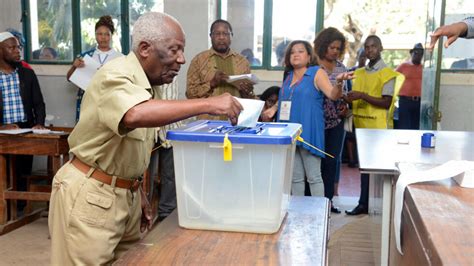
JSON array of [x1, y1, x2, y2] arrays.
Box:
[[279, 101, 292, 121]]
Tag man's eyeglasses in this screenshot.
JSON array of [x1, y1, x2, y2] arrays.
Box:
[[210, 31, 232, 37]]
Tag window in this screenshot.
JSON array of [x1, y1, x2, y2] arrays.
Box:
[[441, 1, 474, 71], [219, 0, 323, 70], [22, 0, 164, 64], [27, 0, 74, 62]]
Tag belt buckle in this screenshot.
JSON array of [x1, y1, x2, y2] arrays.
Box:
[[130, 176, 143, 191], [412, 96, 420, 101]]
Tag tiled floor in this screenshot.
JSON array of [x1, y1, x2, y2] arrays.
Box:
[[338, 163, 361, 197]]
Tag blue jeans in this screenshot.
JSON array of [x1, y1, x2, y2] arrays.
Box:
[[397, 96, 420, 130], [292, 147, 324, 196], [321, 121, 345, 200]]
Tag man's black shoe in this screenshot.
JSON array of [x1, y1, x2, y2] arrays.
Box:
[[331, 206, 341, 214], [345, 205, 368, 215]]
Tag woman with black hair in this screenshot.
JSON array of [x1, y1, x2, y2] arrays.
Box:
[[66, 15, 123, 122], [313, 27, 350, 213], [277, 40, 352, 197], [259, 86, 280, 122]]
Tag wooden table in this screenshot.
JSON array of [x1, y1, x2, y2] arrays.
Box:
[[392, 179, 474, 265], [0, 128, 70, 234], [355, 129, 474, 265], [114, 196, 329, 265]]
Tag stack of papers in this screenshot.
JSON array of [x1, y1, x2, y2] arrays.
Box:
[[227, 74, 259, 84], [0, 128, 32, 134], [69, 55, 101, 90]]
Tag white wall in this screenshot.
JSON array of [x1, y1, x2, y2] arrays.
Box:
[[0, 0, 22, 32]]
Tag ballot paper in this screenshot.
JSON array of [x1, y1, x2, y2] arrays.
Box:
[[234, 97, 265, 128], [394, 160, 474, 255], [0, 128, 32, 134], [227, 74, 259, 84], [69, 55, 101, 90]]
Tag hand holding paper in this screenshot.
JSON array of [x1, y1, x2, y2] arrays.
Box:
[[227, 74, 259, 84], [234, 97, 265, 128], [69, 55, 101, 90]]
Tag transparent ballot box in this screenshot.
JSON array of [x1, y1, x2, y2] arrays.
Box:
[[167, 120, 301, 234]]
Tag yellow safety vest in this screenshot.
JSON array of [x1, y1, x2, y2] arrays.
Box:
[[352, 67, 405, 129]]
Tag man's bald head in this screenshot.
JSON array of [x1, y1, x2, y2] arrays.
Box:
[[131, 12, 185, 52], [132, 12, 186, 86]]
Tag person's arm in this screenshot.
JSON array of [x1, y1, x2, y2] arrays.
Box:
[[346, 92, 392, 109], [0, 124, 19, 130], [314, 69, 354, 100], [260, 104, 278, 122], [463, 17, 474, 38], [30, 70, 46, 128], [345, 78, 394, 109], [122, 93, 243, 129], [186, 55, 218, 99], [428, 17, 473, 49]]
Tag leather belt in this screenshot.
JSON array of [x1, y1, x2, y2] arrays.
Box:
[[71, 158, 142, 191], [399, 95, 421, 101]]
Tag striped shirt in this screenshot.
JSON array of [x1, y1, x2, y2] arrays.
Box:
[[157, 78, 183, 148], [0, 69, 26, 124], [462, 17, 474, 38]]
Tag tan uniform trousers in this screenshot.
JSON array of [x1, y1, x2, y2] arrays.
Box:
[[48, 161, 142, 265]]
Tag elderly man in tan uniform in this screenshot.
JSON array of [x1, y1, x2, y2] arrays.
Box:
[[48, 12, 243, 265]]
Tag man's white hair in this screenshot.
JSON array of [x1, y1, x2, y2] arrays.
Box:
[[132, 12, 183, 51]]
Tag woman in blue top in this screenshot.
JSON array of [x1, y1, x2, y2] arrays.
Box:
[[278, 40, 353, 197]]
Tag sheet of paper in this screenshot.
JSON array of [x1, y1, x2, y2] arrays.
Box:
[[69, 55, 101, 90], [0, 128, 32, 134], [227, 74, 259, 84], [234, 97, 265, 128], [394, 160, 474, 255]]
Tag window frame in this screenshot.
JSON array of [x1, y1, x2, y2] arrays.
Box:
[[218, 0, 324, 71], [20, 0, 131, 65]]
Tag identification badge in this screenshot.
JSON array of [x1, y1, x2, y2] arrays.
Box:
[[279, 101, 292, 121]]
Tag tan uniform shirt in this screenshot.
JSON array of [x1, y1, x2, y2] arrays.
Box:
[[68, 52, 159, 179]]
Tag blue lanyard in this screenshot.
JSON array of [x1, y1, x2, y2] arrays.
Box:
[[281, 72, 304, 101], [98, 54, 109, 65]]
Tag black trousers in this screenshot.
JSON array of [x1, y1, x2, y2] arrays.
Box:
[[397, 96, 421, 130]]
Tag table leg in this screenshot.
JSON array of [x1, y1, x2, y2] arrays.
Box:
[[0, 155, 7, 225], [380, 175, 393, 266], [51, 156, 61, 176], [368, 173, 393, 266]]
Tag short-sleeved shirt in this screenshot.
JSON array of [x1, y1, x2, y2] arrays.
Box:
[[81, 47, 123, 67], [396, 61, 422, 97], [365, 59, 395, 96], [68, 52, 159, 179]]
